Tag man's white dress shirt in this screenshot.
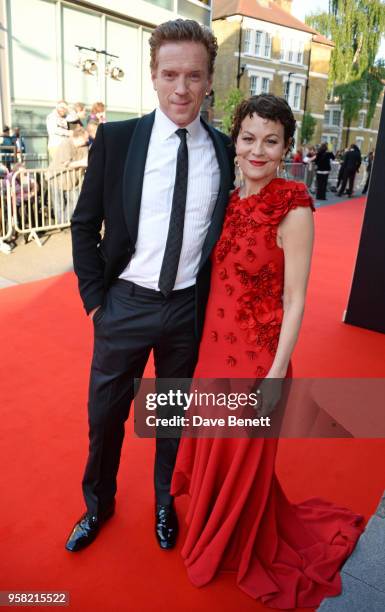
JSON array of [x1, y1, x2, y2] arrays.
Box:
[[119, 108, 220, 290]]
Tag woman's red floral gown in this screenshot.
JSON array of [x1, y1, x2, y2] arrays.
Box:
[[171, 178, 364, 609]]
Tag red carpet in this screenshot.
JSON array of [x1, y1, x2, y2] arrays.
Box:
[[1, 197, 384, 611]]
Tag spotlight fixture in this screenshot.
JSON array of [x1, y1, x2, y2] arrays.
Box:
[[80, 58, 98, 75], [105, 61, 125, 81], [110, 66, 125, 81], [76, 45, 124, 82]]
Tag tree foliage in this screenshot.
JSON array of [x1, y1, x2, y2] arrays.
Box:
[[306, 0, 385, 85], [217, 88, 244, 135], [300, 111, 317, 144], [306, 0, 385, 130], [366, 59, 385, 125]]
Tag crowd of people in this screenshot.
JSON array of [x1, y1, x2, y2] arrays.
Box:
[[286, 142, 372, 200], [0, 100, 104, 253], [46, 100, 105, 161]]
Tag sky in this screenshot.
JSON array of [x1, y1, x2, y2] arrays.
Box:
[[291, 0, 385, 60]]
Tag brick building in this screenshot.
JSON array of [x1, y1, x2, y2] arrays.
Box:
[[212, 0, 334, 145], [322, 93, 383, 155]]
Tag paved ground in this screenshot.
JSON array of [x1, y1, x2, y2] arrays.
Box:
[[0, 228, 73, 287], [318, 493, 385, 612]]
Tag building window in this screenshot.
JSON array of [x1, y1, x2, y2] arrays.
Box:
[[355, 136, 364, 150], [250, 75, 258, 96], [293, 83, 301, 109], [358, 111, 366, 128], [146, 0, 173, 8], [284, 81, 290, 102], [264, 33, 272, 58], [324, 110, 331, 125], [332, 110, 341, 126], [243, 29, 252, 54], [288, 40, 294, 62], [177, 0, 211, 25], [255, 31, 262, 55], [280, 39, 304, 64], [262, 77, 269, 93], [296, 42, 303, 64]]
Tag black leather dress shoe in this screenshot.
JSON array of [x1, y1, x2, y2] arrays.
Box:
[[155, 503, 178, 550], [65, 502, 115, 552]]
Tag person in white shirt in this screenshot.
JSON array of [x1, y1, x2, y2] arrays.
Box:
[[46, 101, 71, 162], [68, 19, 234, 553]]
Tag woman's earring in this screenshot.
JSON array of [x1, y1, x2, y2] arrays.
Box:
[[277, 157, 286, 177], [235, 156, 244, 188]]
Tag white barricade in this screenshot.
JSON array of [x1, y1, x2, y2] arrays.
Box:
[[0, 178, 13, 243], [10, 167, 84, 246]]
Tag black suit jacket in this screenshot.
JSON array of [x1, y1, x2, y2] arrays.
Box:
[[71, 111, 235, 340]]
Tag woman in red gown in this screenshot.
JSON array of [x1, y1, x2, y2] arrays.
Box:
[[171, 95, 364, 609]]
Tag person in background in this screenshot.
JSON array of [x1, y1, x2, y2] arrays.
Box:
[[11, 127, 26, 161], [292, 146, 303, 178], [315, 142, 335, 200], [337, 144, 361, 197], [293, 147, 303, 163], [0, 162, 8, 178], [1, 126, 15, 169], [7, 162, 39, 241], [48, 125, 89, 224], [1, 125, 13, 146], [67, 103, 87, 130], [362, 151, 374, 195], [88, 101, 106, 124], [86, 120, 99, 148], [303, 145, 316, 190], [46, 101, 71, 162], [200, 89, 215, 124]]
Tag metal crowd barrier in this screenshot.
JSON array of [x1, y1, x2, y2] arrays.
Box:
[[21, 153, 49, 169], [0, 145, 17, 168], [0, 167, 84, 247], [284, 160, 368, 193], [0, 178, 12, 243]]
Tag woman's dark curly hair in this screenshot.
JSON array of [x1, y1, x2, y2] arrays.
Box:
[[231, 94, 296, 150]]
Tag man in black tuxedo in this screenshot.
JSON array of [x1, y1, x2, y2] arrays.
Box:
[[337, 144, 362, 197], [66, 19, 234, 552]]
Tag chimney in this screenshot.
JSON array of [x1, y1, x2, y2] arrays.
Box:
[[274, 0, 293, 13]]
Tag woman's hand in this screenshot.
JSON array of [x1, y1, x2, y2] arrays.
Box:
[[253, 370, 285, 418]]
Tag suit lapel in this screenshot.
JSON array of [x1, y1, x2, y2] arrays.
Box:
[[122, 111, 155, 245], [199, 120, 233, 270]]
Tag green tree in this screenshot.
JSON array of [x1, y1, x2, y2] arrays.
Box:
[[306, 0, 385, 86], [306, 1, 385, 136], [366, 59, 385, 125], [300, 111, 317, 144], [217, 88, 244, 135], [334, 79, 365, 145]]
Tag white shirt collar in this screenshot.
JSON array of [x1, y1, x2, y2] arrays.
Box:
[[154, 107, 202, 142]]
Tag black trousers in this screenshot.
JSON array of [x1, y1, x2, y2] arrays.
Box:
[[338, 170, 356, 196], [82, 279, 199, 515], [316, 173, 329, 199], [362, 170, 371, 194]]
